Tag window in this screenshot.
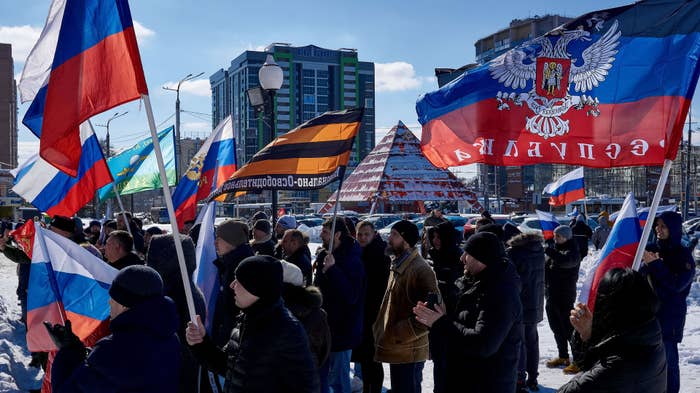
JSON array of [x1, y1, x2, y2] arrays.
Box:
[[303, 69, 315, 77], [364, 98, 373, 108], [303, 94, 315, 104], [303, 86, 315, 94], [317, 95, 328, 104], [303, 104, 315, 112], [318, 70, 328, 78], [317, 78, 328, 87], [303, 77, 315, 86], [317, 87, 328, 95]]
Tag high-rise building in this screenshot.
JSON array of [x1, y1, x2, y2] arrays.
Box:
[[211, 43, 375, 167], [0, 43, 17, 170]]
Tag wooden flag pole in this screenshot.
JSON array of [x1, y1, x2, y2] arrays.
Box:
[[141, 94, 198, 325], [632, 159, 673, 271]]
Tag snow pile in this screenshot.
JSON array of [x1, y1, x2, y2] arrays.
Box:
[[0, 258, 43, 392]]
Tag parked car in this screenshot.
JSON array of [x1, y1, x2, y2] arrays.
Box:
[[360, 214, 404, 230], [693, 240, 700, 266], [462, 214, 512, 238], [378, 218, 425, 241]]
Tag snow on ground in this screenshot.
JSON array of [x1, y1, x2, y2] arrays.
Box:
[[0, 256, 43, 393], [1, 247, 699, 392]]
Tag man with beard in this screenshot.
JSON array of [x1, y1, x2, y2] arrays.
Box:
[[353, 221, 391, 393], [313, 218, 366, 393], [374, 220, 438, 393]]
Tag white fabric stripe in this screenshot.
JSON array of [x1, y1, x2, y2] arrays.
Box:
[[542, 167, 584, 194], [18, 0, 66, 103], [12, 155, 61, 202], [10, 154, 39, 178], [32, 227, 118, 285]]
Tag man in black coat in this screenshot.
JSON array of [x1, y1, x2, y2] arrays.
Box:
[[147, 234, 213, 393], [250, 219, 276, 256], [507, 232, 546, 391], [544, 225, 580, 372], [211, 219, 255, 347], [352, 221, 390, 393], [48, 265, 182, 393], [281, 229, 314, 285], [414, 232, 523, 393], [640, 211, 695, 393], [559, 268, 667, 393], [313, 218, 366, 393], [186, 256, 319, 393], [104, 230, 144, 270], [570, 215, 592, 261]]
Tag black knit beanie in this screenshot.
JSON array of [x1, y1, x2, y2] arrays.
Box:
[[235, 255, 283, 300], [109, 265, 164, 308], [463, 232, 506, 267], [392, 220, 419, 247]]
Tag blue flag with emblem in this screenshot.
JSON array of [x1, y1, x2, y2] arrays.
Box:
[[97, 127, 176, 200]]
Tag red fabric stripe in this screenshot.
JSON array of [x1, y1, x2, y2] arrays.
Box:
[[46, 158, 112, 217], [542, 230, 554, 240], [175, 194, 198, 230], [41, 27, 147, 175], [421, 95, 689, 168], [548, 189, 585, 206], [587, 242, 638, 312], [26, 302, 64, 352]]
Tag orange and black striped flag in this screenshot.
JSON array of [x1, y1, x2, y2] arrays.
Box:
[[211, 108, 363, 198]]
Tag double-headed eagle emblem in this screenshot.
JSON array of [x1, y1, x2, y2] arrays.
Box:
[[489, 18, 620, 139]]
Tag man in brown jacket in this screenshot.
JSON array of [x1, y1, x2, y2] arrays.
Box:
[[374, 220, 439, 393]]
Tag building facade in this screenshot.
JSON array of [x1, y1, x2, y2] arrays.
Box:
[[210, 43, 375, 204]]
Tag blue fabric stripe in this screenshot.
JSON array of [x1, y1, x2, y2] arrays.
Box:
[[28, 262, 59, 310], [202, 138, 236, 169], [22, 84, 48, 137], [549, 178, 585, 197], [51, 0, 134, 70], [417, 33, 700, 124], [30, 134, 107, 211]]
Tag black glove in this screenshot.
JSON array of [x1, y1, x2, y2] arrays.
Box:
[[43, 320, 84, 350]]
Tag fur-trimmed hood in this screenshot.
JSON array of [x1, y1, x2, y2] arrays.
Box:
[[507, 232, 544, 249]]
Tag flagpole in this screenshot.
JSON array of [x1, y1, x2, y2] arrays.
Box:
[[327, 168, 346, 253], [112, 184, 133, 239], [141, 94, 198, 325], [632, 158, 673, 271]]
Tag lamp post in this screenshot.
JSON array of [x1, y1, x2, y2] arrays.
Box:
[[248, 54, 283, 226], [96, 111, 128, 158], [163, 72, 204, 180], [95, 111, 128, 217]]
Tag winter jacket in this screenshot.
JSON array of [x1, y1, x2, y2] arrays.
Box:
[[285, 246, 314, 286], [431, 261, 523, 393], [639, 211, 696, 342], [424, 213, 448, 228], [212, 244, 255, 346], [313, 237, 366, 352], [251, 236, 276, 257], [283, 284, 331, 368], [352, 234, 390, 363], [544, 239, 580, 305], [571, 220, 592, 260], [558, 319, 667, 393], [191, 298, 319, 393], [109, 252, 144, 270], [592, 216, 611, 250], [147, 234, 209, 393], [507, 233, 545, 324], [52, 296, 182, 393], [373, 248, 439, 364], [427, 222, 463, 294]]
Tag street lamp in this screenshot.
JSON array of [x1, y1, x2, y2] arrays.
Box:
[[96, 111, 128, 158], [247, 54, 283, 225], [163, 72, 205, 179]]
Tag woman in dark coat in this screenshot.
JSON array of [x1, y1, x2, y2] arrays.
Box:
[[559, 268, 666, 393], [507, 232, 545, 390], [147, 234, 211, 393]]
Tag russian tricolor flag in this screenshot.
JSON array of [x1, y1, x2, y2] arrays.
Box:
[[579, 192, 641, 312], [193, 201, 219, 334], [172, 116, 237, 229], [20, 0, 147, 176], [543, 168, 585, 206], [536, 210, 560, 240], [26, 224, 118, 352]]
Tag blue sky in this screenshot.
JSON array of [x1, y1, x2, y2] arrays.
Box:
[[1, 0, 698, 171]]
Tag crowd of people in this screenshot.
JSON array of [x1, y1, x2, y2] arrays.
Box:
[[0, 207, 696, 392]]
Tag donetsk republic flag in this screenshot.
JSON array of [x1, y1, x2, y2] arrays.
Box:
[[211, 108, 363, 198]]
